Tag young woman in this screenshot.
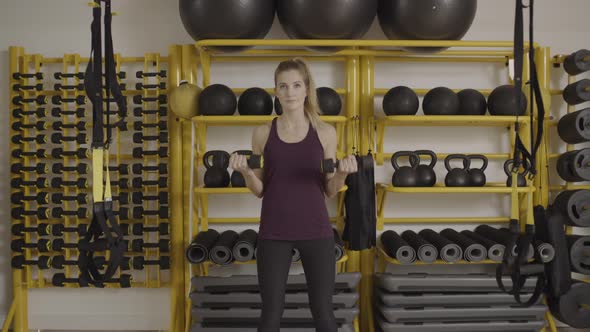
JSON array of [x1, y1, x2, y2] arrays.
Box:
[[229, 58, 357, 332]]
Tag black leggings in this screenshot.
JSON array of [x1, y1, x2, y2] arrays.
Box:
[[256, 237, 337, 332]]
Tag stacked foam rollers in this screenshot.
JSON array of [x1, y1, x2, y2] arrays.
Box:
[[7, 47, 179, 332]]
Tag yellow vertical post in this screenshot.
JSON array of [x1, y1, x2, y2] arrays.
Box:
[[535, 47, 551, 207], [168, 44, 185, 332], [359, 54, 376, 332], [9, 46, 27, 332]]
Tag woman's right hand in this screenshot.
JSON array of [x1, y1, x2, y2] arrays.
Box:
[[229, 153, 252, 175]]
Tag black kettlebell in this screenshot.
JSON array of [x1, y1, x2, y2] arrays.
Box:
[[444, 154, 471, 187], [230, 150, 252, 187], [504, 159, 528, 187], [414, 150, 437, 187], [391, 151, 419, 187], [467, 154, 488, 187], [203, 150, 230, 188]]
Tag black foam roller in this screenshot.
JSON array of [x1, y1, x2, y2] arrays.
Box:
[[461, 230, 505, 261], [186, 229, 220, 264], [401, 230, 437, 263], [380, 230, 416, 264], [441, 229, 487, 262], [418, 229, 462, 263], [232, 229, 258, 262], [210, 230, 239, 265]]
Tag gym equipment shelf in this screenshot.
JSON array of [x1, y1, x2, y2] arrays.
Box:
[[378, 182, 535, 193]]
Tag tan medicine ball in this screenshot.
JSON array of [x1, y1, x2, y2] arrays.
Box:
[[169, 80, 200, 119]]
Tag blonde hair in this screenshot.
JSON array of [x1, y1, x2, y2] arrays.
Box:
[[274, 57, 322, 129]]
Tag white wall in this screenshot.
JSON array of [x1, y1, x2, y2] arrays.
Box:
[[1, 0, 589, 330]]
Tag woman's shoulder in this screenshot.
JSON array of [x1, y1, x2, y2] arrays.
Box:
[[252, 122, 272, 149], [314, 121, 337, 147]]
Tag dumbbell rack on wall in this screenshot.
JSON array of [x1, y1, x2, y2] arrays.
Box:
[[167, 41, 365, 332], [356, 42, 551, 332], [7, 47, 179, 332]]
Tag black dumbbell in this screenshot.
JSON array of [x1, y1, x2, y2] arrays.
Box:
[[131, 239, 169, 252], [11, 148, 47, 159], [51, 107, 86, 118], [11, 162, 48, 174], [50, 239, 86, 251], [13, 107, 46, 118], [136, 82, 166, 90], [50, 132, 87, 144], [51, 192, 88, 204], [54, 72, 85, 80], [50, 177, 88, 189], [136, 70, 166, 78], [52, 121, 87, 131], [10, 177, 48, 189], [132, 163, 167, 175], [50, 255, 102, 269], [54, 83, 84, 91], [132, 192, 168, 205], [110, 178, 130, 189], [113, 192, 130, 205], [51, 95, 86, 105], [133, 106, 167, 117], [51, 148, 89, 159], [52, 163, 89, 174], [49, 223, 88, 236], [103, 274, 132, 288], [132, 132, 168, 143], [11, 223, 52, 236], [11, 238, 52, 252], [132, 177, 167, 188], [133, 147, 168, 158], [133, 120, 167, 131], [12, 83, 43, 92], [13, 72, 43, 80], [563, 79, 590, 105], [11, 255, 51, 269], [132, 256, 170, 270], [12, 95, 47, 105], [51, 207, 88, 219], [102, 121, 129, 131], [114, 207, 130, 220], [106, 164, 130, 175], [133, 94, 167, 105], [11, 207, 50, 220], [132, 206, 168, 219], [132, 222, 169, 236], [11, 121, 48, 131], [51, 273, 89, 287], [12, 134, 46, 144], [11, 191, 49, 205]]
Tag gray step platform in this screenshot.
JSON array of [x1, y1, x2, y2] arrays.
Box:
[[192, 272, 361, 292], [191, 307, 358, 324], [375, 273, 537, 293], [375, 289, 540, 307], [376, 318, 545, 332], [190, 291, 359, 308], [190, 323, 355, 332], [377, 304, 546, 323]]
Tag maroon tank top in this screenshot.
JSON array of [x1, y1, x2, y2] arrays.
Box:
[[259, 118, 333, 240]]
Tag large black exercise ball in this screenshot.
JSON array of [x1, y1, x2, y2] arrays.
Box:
[[487, 85, 527, 116], [423, 87, 460, 115], [179, 0, 276, 52], [238, 88, 273, 115], [198, 84, 236, 115], [378, 0, 477, 52], [317, 87, 342, 115], [277, 0, 378, 51], [458, 89, 487, 115], [383, 86, 419, 115]]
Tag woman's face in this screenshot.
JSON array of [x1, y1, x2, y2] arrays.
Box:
[[275, 69, 307, 113]]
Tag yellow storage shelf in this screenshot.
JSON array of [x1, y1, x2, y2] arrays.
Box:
[[377, 183, 535, 194], [376, 115, 530, 127], [191, 115, 348, 126]]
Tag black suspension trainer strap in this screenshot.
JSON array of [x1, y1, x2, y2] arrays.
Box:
[[80, 0, 127, 287]]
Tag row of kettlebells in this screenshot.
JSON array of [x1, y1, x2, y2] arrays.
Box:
[[391, 151, 528, 187]]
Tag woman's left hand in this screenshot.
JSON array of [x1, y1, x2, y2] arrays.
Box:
[[336, 155, 358, 176]]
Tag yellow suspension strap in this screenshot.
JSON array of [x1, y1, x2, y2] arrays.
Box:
[[80, 0, 128, 287]]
